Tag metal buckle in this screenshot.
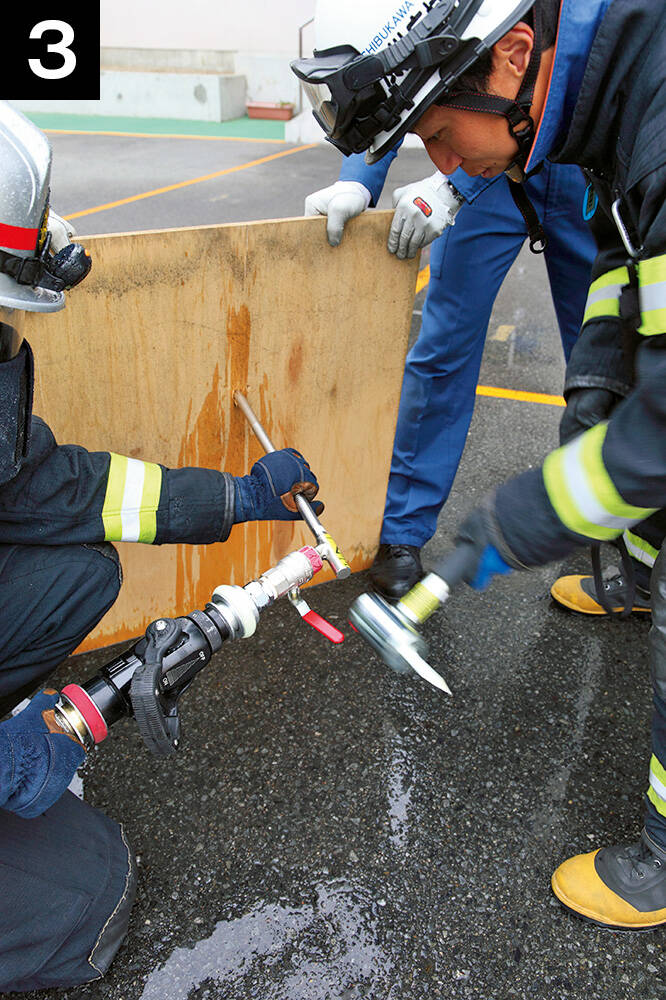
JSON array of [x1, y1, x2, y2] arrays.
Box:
[[612, 198, 643, 260]]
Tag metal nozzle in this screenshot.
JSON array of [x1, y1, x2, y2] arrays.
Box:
[[348, 592, 451, 694], [54, 698, 96, 752]]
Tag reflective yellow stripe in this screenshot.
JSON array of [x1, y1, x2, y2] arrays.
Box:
[[102, 452, 162, 543], [102, 453, 127, 542], [543, 423, 656, 541], [638, 254, 666, 336], [582, 266, 629, 326], [648, 755, 666, 818], [623, 529, 659, 569], [138, 461, 162, 543]]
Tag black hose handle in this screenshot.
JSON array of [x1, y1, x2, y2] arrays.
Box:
[[431, 542, 478, 590]]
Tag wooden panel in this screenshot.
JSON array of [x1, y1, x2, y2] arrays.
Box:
[[24, 211, 418, 651]]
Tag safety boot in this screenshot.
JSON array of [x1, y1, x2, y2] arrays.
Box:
[[550, 564, 651, 616], [369, 544, 423, 601], [552, 830, 666, 930]]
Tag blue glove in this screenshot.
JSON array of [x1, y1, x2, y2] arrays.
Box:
[[233, 448, 324, 523], [0, 691, 85, 819], [455, 508, 514, 591]]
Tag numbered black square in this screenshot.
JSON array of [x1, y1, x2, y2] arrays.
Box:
[[4, 8, 100, 100]]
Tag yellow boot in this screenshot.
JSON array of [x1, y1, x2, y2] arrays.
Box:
[[552, 831, 666, 930], [551, 565, 651, 615]]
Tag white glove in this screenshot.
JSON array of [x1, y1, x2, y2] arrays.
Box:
[[388, 173, 464, 260], [47, 210, 76, 253], [304, 181, 372, 247]]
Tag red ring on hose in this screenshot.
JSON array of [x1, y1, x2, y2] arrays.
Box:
[[61, 684, 109, 744]]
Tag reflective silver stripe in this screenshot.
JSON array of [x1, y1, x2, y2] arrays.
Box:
[[623, 530, 658, 569], [640, 280, 666, 313], [585, 281, 625, 309], [648, 755, 666, 818], [582, 266, 629, 326], [562, 435, 636, 532], [651, 769, 666, 803]]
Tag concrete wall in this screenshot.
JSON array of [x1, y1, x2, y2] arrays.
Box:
[[100, 0, 316, 104]]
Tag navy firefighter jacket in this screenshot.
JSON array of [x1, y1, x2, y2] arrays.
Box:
[[0, 339, 236, 549], [486, 0, 666, 569]]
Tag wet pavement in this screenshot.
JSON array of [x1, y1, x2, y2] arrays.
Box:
[[16, 123, 665, 998]]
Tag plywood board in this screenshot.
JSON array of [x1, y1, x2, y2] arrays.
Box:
[[24, 211, 418, 651]]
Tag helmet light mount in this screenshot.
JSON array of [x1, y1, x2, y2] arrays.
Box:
[[0, 213, 92, 295]]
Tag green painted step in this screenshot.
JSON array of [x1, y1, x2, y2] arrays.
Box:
[[23, 112, 287, 142]]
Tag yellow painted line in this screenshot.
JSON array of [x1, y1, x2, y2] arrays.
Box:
[[416, 264, 430, 294], [45, 128, 287, 145], [492, 324, 515, 342], [476, 384, 565, 407], [64, 142, 318, 222]]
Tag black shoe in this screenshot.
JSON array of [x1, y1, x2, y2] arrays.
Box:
[[369, 544, 423, 601]]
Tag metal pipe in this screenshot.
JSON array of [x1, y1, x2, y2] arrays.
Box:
[[233, 390, 351, 579]]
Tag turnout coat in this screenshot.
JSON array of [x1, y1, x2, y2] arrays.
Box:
[[490, 0, 666, 567]]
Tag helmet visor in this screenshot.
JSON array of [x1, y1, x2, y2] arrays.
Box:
[[292, 47, 364, 140], [300, 80, 338, 133]]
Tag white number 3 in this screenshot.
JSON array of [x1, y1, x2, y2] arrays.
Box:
[[29, 20, 77, 80]]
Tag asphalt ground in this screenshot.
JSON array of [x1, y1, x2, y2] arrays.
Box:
[[16, 121, 663, 1000]]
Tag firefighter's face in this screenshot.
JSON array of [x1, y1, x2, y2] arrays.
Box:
[[410, 23, 544, 179]]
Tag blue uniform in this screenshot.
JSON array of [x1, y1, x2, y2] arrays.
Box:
[[339, 153, 596, 547]]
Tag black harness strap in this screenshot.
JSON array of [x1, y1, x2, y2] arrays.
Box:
[[591, 538, 637, 619], [508, 178, 547, 253], [440, 3, 543, 179]]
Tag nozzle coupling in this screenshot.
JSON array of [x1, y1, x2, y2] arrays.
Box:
[[212, 545, 324, 639]]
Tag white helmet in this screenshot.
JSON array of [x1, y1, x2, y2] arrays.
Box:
[[292, 0, 540, 165], [0, 102, 91, 312]]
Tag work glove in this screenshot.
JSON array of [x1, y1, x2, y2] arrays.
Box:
[[233, 448, 323, 523], [0, 691, 85, 819], [304, 181, 372, 247], [388, 172, 463, 260], [47, 210, 76, 253], [454, 507, 515, 591], [559, 386, 622, 445]]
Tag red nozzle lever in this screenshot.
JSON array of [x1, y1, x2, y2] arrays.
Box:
[[288, 590, 345, 644], [303, 609, 345, 644]]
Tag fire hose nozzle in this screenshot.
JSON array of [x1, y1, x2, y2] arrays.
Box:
[[347, 545, 480, 694], [348, 592, 451, 694], [51, 542, 332, 757]]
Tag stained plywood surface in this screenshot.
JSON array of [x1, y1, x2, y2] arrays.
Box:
[[24, 211, 418, 650]]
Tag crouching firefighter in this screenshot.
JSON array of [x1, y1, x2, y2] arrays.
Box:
[[294, 0, 666, 928], [0, 103, 323, 992]]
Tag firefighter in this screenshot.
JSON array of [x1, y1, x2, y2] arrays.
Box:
[[294, 0, 666, 929], [0, 103, 321, 990]]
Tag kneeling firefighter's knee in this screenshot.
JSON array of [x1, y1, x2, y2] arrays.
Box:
[[0, 795, 137, 991]]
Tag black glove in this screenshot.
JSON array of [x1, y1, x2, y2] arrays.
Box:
[[559, 387, 622, 445]]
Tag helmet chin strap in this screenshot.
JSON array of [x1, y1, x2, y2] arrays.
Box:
[[438, 4, 546, 250]]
